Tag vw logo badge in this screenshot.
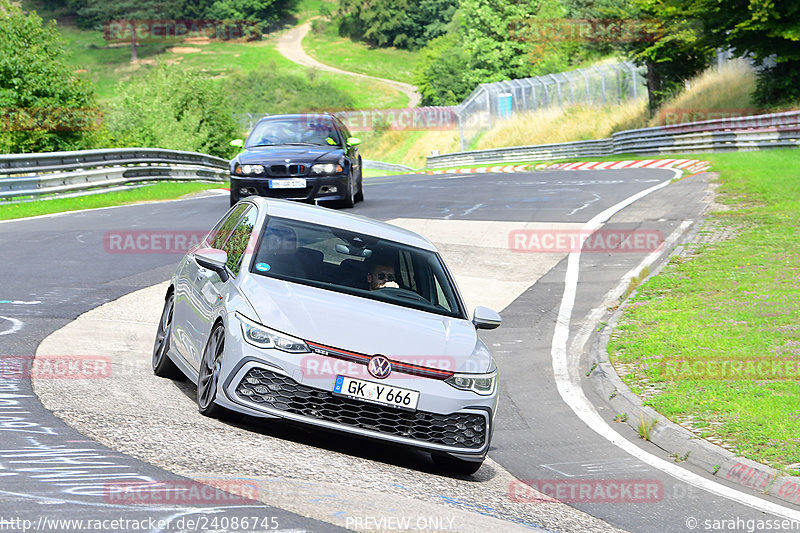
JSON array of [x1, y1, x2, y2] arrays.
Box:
[[368, 355, 392, 379]]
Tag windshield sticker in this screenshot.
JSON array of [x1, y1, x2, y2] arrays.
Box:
[[255, 262, 271, 272]]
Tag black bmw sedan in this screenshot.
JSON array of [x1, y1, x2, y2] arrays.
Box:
[[229, 113, 364, 208]]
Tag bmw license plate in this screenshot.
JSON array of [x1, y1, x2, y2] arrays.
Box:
[[269, 178, 306, 189], [333, 375, 419, 411]]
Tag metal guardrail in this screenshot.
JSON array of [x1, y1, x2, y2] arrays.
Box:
[[362, 159, 418, 173], [0, 148, 229, 200], [427, 110, 800, 168]]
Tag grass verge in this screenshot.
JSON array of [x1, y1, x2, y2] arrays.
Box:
[[57, 23, 406, 110], [303, 19, 419, 85], [607, 148, 800, 473], [0, 182, 224, 221]]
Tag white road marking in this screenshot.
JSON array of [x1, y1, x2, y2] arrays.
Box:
[[0, 300, 40, 305], [542, 458, 652, 477], [0, 316, 23, 336], [550, 169, 800, 520], [567, 192, 601, 216]]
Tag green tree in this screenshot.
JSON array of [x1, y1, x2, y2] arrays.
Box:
[[685, 0, 800, 107], [0, 0, 97, 153], [205, 0, 297, 25], [414, 33, 472, 105], [73, 0, 169, 61], [459, 0, 572, 86], [105, 65, 239, 158], [336, 0, 457, 49], [616, 0, 712, 114]]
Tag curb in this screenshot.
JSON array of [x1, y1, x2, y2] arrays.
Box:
[[538, 158, 711, 174], [587, 234, 800, 508], [415, 159, 710, 176], [413, 165, 532, 175]]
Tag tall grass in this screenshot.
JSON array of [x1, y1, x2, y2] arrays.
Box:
[[463, 60, 792, 156], [359, 130, 461, 167], [649, 59, 759, 126], [475, 99, 648, 150]]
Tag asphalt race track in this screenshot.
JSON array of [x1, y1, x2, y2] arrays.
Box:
[[2, 169, 799, 532]]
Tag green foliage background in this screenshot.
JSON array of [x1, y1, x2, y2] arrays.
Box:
[[0, 0, 97, 153], [103, 65, 240, 158]]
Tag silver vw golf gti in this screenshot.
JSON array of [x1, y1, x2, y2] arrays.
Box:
[[152, 197, 502, 474]]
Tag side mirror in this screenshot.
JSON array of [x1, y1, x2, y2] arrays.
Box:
[[230, 139, 244, 148], [347, 137, 362, 146], [195, 248, 229, 283], [472, 306, 502, 330]]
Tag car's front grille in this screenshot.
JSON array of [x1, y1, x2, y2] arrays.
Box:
[[269, 164, 305, 176], [235, 368, 487, 449]]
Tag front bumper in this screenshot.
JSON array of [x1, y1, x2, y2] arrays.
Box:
[[218, 347, 495, 457], [231, 174, 348, 202]]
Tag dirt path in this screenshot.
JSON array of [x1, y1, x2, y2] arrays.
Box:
[[276, 22, 421, 108]]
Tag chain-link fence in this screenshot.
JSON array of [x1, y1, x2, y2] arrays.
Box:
[[453, 62, 645, 149], [232, 62, 646, 150]]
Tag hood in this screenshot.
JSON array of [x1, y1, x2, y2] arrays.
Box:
[[237, 273, 491, 373], [237, 146, 342, 164]]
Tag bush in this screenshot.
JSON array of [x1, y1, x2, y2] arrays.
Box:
[[0, 0, 97, 153], [105, 65, 239, 158], [225, 65, 355, 115], [414, 33, 472, 106]]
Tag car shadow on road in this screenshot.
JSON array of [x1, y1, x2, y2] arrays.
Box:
[[170, 379, 497, 482]]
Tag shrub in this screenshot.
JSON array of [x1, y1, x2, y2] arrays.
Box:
[[105, 64, 239, 158]]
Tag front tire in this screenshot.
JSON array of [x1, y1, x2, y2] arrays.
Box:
[[354, 160, 364, 203], [431, 453, 484, 475], [152, 293, 185, 380], [197, 323, 227, 418], [339, 173, 356, 209]]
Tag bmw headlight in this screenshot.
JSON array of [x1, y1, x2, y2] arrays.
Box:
[[310, 163, 343, 175], [234, 164, 265, 176], [445, 369, 497, 396], [236, 313, 309, 353]]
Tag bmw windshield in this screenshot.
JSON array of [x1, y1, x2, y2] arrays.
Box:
[[249, 217, 465, 319], [246, 117, 342, 147]]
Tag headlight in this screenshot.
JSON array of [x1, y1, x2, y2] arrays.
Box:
[[310, 163, 343, 175], [445, 370, 497, 396], [234, 164, 265, 176], [236, 313, 309, 353]]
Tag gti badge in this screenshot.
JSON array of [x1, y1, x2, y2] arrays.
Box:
[[368, 355, 392, 379]]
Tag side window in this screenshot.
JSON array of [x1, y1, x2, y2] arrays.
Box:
[[222, 206, 257, 276], [207, 204, 248, 249], [336, 118, 352, 144]]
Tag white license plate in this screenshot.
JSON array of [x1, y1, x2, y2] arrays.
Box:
[[269, 178, 306, 189], [333, 375, 419, 411]]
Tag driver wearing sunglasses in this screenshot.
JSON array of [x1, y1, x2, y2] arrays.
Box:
[[367, 261, 399, 291]]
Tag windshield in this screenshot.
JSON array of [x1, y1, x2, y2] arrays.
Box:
[[250, 217, 464, 318], [247, 117, 342, 147]]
